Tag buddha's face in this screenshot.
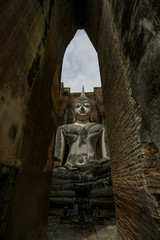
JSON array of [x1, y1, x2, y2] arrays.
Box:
[[74, 99, 91, 121]]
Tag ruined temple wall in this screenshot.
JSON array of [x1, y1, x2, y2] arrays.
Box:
[[85, 0, 160, 239], [1, 1, 77, 239], [0, 0, 45, 166], [1, 0, 160, 239], [0, 2, 52, 238]]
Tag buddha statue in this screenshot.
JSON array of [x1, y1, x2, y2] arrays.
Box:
[[53, 87, 110, 172]]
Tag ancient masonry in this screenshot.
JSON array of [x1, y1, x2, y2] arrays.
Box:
[[0, 1, 160, 240]]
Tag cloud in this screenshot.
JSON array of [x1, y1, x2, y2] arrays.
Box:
[[61, 30, 101, 92]]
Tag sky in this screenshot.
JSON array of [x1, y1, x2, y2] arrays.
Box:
[[61, 29, 101, 92]]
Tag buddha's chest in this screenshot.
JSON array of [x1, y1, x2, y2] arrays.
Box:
[[62, 124, 103, 146]]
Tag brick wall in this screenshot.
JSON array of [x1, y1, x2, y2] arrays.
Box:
[[1, 0, 160, 239], [86, 0, 160, 239]]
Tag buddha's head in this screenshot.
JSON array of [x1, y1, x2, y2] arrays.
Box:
[[73, 86, 92, 122]]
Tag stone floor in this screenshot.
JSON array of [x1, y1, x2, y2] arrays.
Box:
[[46, 215, 118, 240]]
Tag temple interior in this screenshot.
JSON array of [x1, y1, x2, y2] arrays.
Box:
[[0, 1, 160, 240]]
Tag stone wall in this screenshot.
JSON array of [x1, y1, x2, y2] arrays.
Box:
[[0, 0, 160, 239], [0, 1, 77, 239], [85, 0, 160, 239]]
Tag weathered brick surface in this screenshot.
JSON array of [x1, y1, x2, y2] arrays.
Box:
[[1, 0, 160, 239], [86, 1, 160, 239]]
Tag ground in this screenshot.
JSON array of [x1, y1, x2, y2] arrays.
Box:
[[46, 213, 118, 240]]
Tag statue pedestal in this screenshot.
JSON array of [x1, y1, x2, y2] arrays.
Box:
[[50, 163, 113, 210]]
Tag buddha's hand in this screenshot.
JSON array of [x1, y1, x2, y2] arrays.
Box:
[[53, 156, 62, 168], [98, 158, 110, 168]]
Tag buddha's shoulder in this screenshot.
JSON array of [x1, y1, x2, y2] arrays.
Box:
[[88, 122, 105, 131], [58, 123, 79, 133], [57, 123, 106, 133]]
